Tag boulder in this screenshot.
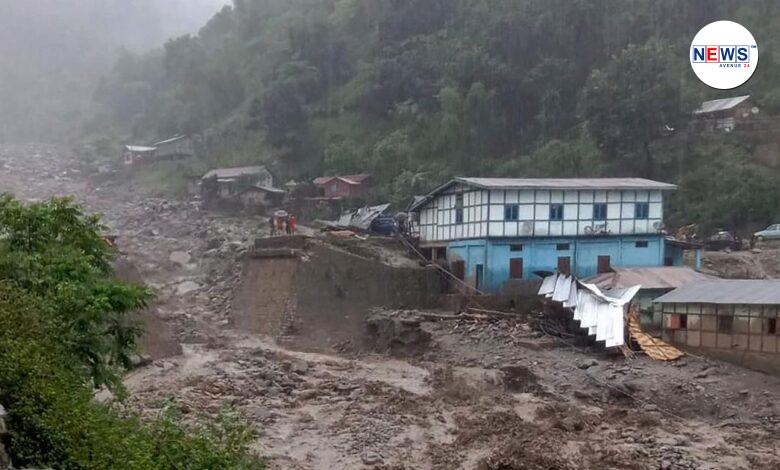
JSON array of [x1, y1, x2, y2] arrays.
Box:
[[169, 251, 192, 266]]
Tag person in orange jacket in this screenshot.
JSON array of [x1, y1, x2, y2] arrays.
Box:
[[289, 215, 297, 235]]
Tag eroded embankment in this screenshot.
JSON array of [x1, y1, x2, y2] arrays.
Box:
[[231, 237, 443, 351]]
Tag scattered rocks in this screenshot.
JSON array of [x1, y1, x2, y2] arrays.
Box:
[[361, 451, 383, 466], [291, 359, 309, 375], [176, 281, 201, 295]]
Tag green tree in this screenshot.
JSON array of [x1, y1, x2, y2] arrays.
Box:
[[0, 195, 148, 390], [580, 40, 685, 177], [0, 196, 263, 468]]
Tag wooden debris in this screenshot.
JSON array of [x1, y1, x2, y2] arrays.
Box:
[[627, 310, 684, 361], [465, 307, 519, 320]]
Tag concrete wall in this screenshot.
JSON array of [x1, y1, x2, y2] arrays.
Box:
[[232, 242, 443, 351], [449, 235, 666, 292]]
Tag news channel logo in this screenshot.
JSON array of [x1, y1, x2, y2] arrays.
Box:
[[690, 21, 758, 89]]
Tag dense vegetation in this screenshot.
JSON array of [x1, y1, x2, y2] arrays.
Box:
[[94, 0, 780, 232], [0, 196, 262, 469]]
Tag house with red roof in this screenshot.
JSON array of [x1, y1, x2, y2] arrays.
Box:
[[313, 174, 371, 199]]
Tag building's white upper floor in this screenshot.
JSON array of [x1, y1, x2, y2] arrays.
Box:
[[413, 178, 676, 243]]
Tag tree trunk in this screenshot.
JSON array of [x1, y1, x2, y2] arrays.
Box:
[[643, 141, 654, 178]]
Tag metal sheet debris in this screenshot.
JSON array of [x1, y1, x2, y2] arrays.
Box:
[[585, 267, 714, 291], [539, 273, 641, 348], [321, 203, 392, 232]]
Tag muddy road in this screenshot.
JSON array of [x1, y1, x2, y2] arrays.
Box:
[[1, 145, 779, 469]]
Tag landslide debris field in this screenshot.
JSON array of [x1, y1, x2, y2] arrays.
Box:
[[2, 146, 779, 470]]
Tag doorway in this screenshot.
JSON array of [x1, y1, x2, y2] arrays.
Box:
[[557, 257, 571, 275], [598, 255, 612, 274]]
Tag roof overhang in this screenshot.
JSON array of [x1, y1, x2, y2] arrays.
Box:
[[410, 177, 677, 212]]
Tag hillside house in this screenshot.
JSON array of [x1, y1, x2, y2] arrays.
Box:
[[122, 135, 194, 167], [238, 185, 287, 212], [693, 95, 759, 132], [313, 174, 371, 199], [152, 135, 194, 161], [201, 166, 275, 204], [410, 177, 700, 293], [122, 145, 156, 166], [655, 280, 780, 374]]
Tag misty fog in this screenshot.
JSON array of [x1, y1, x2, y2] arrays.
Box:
[[0, 0, 228, 142]]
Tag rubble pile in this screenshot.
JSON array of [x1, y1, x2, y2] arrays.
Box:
[[702, 248, 780, 279], [365, 309, 432, 356]]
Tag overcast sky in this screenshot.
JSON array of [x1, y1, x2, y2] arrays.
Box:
[[0, 0, 234, 140], [159, 0, 232, 41]]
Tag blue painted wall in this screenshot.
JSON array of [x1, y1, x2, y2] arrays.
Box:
[[449, 235, 682, 293]]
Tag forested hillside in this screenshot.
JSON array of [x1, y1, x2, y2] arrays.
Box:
[[95, 0, 780, 232]]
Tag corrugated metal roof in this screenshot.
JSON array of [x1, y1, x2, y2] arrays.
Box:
[[125, 145, 156, 152], [256, 185, 287, 194], [654, 280, 780, 305], [314, 174, 371, 186], [203, 166, 268, 180], [585, 267, 715, 291], [455, 177, 677, 191], [694, 95, 751, 115]]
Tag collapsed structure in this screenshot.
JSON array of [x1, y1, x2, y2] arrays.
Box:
[[584, 266, 715, 333], [539, 272, 685, 361], [318, 204, 393, 233], [201, 165, 280, 209], [539, 273, 639, 347]]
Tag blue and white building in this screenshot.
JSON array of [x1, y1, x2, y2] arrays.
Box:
[[411, 177, 701, 293]]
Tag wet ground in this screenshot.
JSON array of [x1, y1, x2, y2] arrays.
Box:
[[1, 145, 778, 469]]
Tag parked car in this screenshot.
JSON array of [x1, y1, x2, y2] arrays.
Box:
[[753, 224, 780, 242], [369, 216, 397, 236], [704, 231, 741, 251]]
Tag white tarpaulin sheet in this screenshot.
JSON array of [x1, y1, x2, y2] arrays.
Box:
[[538, 273, 640, 348]]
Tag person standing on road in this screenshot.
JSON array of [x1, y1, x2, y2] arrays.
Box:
[[269, 216, 276, 236], [289, 215, 297, 235]]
